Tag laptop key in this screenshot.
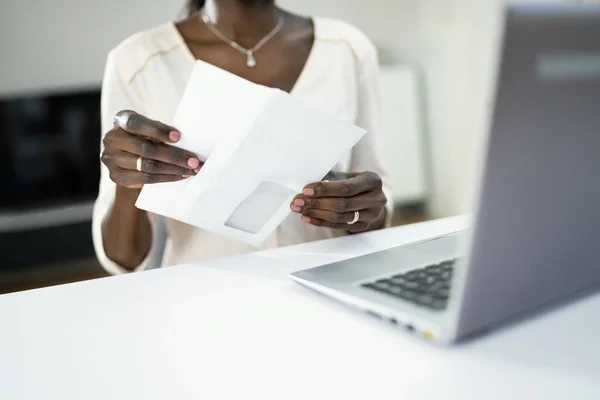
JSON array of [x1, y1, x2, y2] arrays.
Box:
[[405, 271, 421, 280], [402, 281, 421, 290], [373, 281, 392, 290], [428, 281, 445, 291], [400, 291, 417, 300], [387, 286, 404, 295], [417, 294, 435, 305], [424, 264, 440, 273], [390, 276, 407, 285]]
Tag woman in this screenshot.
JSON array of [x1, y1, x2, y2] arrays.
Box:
[[94, 0, 392, 274]]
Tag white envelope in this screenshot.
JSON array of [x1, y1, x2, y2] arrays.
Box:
[[136, 61, 366, 246]]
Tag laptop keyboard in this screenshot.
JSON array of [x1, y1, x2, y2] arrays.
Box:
[[360, 259, 457, 311]]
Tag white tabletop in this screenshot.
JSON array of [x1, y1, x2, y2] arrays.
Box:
[[1, 216, 599, 400]]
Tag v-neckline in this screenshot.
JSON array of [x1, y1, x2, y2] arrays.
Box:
[[169, 17, 320, 95]]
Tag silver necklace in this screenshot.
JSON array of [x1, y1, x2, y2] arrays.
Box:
[[201, 11, 284, 68]]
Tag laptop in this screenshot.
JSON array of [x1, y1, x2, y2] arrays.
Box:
[[290, 3, 600, 344]]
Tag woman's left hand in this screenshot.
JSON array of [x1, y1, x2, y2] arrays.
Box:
[[290, 172, 388, 233]]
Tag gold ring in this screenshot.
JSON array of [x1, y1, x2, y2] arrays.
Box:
[[347, 210, 360, 225], [136, 156, 143, 172]]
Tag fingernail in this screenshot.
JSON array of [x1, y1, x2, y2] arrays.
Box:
[[294, 199, 305, 206], [194, 167, 201, 174], [303, 188, 315, 196], [301, 216, 311, 222], [291, 205, 301, 213], [182, 175, 191, 178], [188, 158, 200, 169], [113, 114, 128, 128], [169, 130, 181, 142]]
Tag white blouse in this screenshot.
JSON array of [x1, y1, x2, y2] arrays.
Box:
[[93, 16, 393, 275]]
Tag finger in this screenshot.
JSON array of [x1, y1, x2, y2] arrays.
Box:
[[113, 110, 180, 143], [299, 208, 356, 224], [106, 129, 201, 169], [109, 169, 188, 186], [301, 215, 369, 232], [322, 171, 352, 182], [300, 207, 378, 224], [303, 172, 382, 198], [103, 151, 196, 176], [291, 192, 386, 213]]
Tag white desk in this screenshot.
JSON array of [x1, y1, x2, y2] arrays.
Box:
[[1, 216, 599, 399]]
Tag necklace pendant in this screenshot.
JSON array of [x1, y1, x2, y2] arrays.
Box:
[[246, 52, 257, 68]]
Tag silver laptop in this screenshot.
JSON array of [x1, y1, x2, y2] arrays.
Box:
[[290, 3, 600, 344]]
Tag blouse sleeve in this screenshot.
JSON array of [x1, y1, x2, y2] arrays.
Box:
[[92, 51, 155, 275], [351, 44, 394, 227]]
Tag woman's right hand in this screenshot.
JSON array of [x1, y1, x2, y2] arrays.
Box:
[[101, 110, 201, 189]]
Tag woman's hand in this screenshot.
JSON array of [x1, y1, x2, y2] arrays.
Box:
[[290, 172, 388, 233], [101, 110, 202, 189]]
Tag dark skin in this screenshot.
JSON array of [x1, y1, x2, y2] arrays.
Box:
[[101, 0, 387, 270], [291, 171, 387, 233]]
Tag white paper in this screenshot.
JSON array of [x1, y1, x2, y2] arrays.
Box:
[[136, 61, 366, 246]]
